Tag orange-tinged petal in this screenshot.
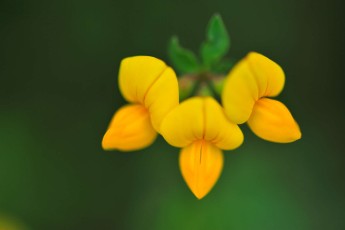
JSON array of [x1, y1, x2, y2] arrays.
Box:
[[180, 140, 223, 199], [144, 67, 179, 132], [247, 98, 301, 143], [222, 52, 285, 124], [102, 104, 157, 151], [118, 56, 167, 103], [160, 97, 243, 149]]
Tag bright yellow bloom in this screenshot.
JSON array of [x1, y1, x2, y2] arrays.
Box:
[[102, 56, 179, 151], [161, 97, 243, 199], [222, 52, 301, 143]]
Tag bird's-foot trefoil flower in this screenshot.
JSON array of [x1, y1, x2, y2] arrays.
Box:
[[160, 97, 243, 199], [102, 14, 303, 200], [102, 56, 179, 151], [221, 52, 301, 143]]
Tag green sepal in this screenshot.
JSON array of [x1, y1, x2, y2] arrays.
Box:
[[197, 82, 213, 97], [178, 77, 195, 100], [212, 77, 226, 96], [200, 14, 230, 68], [168, 36, 200, 75]]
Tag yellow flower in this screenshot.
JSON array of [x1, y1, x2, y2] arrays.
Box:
[[102, 56, 179, 151], [222, 52, 301, 143], [161, 97, 243, 199]]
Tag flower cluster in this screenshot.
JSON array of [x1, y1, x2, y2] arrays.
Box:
[[102, 15, 301, 199], [102, 53, 301, 199]]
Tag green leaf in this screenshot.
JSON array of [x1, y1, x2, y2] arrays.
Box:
[[168, 36, 200, 74], [212, 58, 234, 74], [201, 14, 230, 67]]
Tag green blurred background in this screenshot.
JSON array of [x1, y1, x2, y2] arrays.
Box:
[[1, 0, 345, 229]]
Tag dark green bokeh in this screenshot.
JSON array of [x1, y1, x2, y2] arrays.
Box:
[[1, 0, 345, 229]]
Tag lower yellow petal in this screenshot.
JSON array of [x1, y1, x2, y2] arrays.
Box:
[[248, 98, 301, 143], [102, 104, 157, 151], [180, 141, 223, 199]]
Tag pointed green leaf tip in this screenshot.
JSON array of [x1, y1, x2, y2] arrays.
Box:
[[201, 14, 230, 67], [168, 36, 200, 74]]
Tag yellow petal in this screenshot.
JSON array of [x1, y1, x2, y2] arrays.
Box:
[[119, 56, 167, 103], [247, 98, 301, 143], [102, 104, 157, 151], [203, 96, 244, 150], [118, 56, 179, 132], [161, 97, 204, 147], [144, 67, 179, 131], [247, 52, 285, 97], [160, 97, 243, 150], [222, 52, 285, 124], [180, 140, 223, 199], [222, 58, 259, 124]]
